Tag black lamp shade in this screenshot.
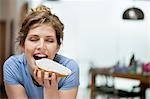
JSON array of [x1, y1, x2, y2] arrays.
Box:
[[123, 7, 144, 20]]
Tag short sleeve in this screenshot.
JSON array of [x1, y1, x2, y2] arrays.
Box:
[[3, 56, 22, 85], [59, 60, 80, 90]]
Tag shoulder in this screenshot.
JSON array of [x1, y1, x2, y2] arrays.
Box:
[[3, 54, 27, 73], [3, 54, 26, 84], [4, 54, 26, 67]]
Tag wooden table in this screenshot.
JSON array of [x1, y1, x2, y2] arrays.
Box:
[[90, 67, 150, 99]]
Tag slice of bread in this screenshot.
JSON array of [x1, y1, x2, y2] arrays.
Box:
[[35, 58, 72, 77]]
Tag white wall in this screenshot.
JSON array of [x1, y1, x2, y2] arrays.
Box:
[[42, 0, 150, 66]]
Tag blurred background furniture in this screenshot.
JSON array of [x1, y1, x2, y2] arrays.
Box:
[[90, 67, 150, 99]]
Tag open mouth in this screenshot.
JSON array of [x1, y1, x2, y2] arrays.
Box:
[[33, 54, 48, 60]]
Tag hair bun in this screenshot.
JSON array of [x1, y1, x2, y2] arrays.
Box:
[[32, 5, 52, 15]]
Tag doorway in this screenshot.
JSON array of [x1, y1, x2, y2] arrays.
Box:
[[0, 20, 6, 86]]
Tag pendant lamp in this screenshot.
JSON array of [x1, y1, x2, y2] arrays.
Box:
[[123, 7, 144, 20]]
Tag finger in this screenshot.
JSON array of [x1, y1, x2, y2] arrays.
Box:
[[44, 72, 51, 87], [41, 70, 45, 79], [51, 73, 58, 86], [33, 68, 38, 78], [33, 69, 42, 86], [37, 70, 44, 85], [37, 70, 42, 78]]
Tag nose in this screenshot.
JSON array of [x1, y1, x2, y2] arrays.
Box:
[[37, 39, 46, 51]]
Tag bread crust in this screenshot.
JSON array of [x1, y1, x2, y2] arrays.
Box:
[[38, 68, 67, 78]]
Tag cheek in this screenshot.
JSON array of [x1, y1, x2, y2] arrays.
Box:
[[47, 46, 59, 58], [48, 48, 57, 55], [47, 44, 59, 51], [24, 43, 35, 54]]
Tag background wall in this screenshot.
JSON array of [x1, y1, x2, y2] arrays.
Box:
[[42, 0, 150, 98], [0, 0, 24, 57], [43, 0, 150, 66]]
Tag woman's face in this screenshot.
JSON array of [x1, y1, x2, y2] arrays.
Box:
[[22, 24, 60, 70]]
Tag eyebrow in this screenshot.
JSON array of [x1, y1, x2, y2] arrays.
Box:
[[28, 34, 38, 37], [28, 34, 55, 38], [46, 36, 55, 38]]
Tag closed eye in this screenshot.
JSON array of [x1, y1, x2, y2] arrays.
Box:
[[28, 37, 39, 42], [46, 39, 54, 43], [45, 38, 55, 43]]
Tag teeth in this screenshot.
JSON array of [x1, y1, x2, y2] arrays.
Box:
[[35, 54, 47, 57]]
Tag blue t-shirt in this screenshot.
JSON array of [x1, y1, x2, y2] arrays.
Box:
[[3, 54, 80, 99]]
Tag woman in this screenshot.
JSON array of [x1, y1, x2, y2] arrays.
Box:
[[3, 5, 79, 99]]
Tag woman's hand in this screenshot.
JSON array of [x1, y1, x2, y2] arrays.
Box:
[[33, 68, 44, 86], [44, 72, 60, 99], [33, 69, 60, 99]]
